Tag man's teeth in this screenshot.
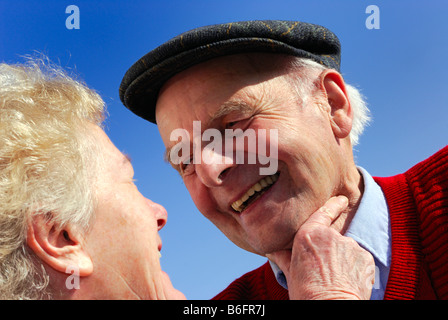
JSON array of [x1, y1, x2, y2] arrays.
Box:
[[231, 173, 279, 212]]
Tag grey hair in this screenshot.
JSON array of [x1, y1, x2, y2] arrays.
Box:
[[284, 57, 371, 146], [0, 57, 105, 299]]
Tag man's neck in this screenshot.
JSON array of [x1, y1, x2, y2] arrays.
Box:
[[333, 165, 365, 234]]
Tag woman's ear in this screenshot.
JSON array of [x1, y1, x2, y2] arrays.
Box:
[[319, 69, 353, 139], [26, 213, 93, 277]]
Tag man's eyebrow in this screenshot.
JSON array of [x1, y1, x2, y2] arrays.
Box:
[[164, 146, 182, 173], [163, 145, 183, 171], [208, 100, 253, 126], [163, 148, 172, 164]]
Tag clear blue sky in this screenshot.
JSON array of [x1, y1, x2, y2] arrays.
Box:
[[1, 0, 447, 299]]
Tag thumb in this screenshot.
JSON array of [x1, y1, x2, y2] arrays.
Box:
[[266, 249, 292, 280]]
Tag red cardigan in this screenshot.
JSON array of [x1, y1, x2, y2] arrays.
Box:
[[213, 146, 448, 300]]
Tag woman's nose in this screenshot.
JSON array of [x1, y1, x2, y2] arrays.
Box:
[[146, 198, 168, 230]]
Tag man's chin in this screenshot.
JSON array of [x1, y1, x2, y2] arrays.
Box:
[[244, 233, 296, 257]]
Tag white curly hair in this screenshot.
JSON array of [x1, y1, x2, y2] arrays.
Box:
[[0, 57, 105, 299]]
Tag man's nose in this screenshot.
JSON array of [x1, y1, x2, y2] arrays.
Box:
[[195, 147, 236, 187], [146, 198, 168, 230]]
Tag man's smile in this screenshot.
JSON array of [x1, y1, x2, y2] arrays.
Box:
[[231, 172, 280, 213]]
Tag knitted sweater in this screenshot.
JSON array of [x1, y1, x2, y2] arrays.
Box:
[[213, 146, 448, 300]]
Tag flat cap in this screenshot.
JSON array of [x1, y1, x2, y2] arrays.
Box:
[[119, 20, 341, 124]]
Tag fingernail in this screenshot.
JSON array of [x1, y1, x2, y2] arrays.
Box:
[[339, 195, 349, 206]]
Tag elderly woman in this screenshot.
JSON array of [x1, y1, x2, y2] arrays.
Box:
[[0, 59, 185, 300]]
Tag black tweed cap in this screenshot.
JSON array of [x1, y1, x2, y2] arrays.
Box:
[[119, 20, 341, 124]]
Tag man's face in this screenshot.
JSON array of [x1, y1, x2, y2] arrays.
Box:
[[84, 125, 184, 299], [156, 54, 348, 256]]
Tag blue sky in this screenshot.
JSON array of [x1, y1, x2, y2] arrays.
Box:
[[1, 0, 447, 299]]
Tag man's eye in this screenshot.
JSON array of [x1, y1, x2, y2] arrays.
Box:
[[180, 156, 194, 175], [180, 162, 189, 172], [226, 120, 239, 128], [225, 116, 253, 130]]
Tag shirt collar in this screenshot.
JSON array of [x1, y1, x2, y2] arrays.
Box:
[[345, 166, 391, 267]]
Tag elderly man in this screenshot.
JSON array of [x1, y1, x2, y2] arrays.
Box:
[[120, 21, 448, 300], [0, 60, 185, 300]]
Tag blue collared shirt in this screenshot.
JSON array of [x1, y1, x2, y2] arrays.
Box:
[[269, 167, 391, 300]]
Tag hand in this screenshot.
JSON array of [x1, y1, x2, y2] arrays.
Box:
[[267, 196, 375, 300]]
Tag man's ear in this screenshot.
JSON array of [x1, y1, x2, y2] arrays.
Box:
[[320, 70, 353, 139], [26, 213, 93, 277]]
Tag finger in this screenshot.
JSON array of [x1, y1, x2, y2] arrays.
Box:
[[304, 196, 348, 228]]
